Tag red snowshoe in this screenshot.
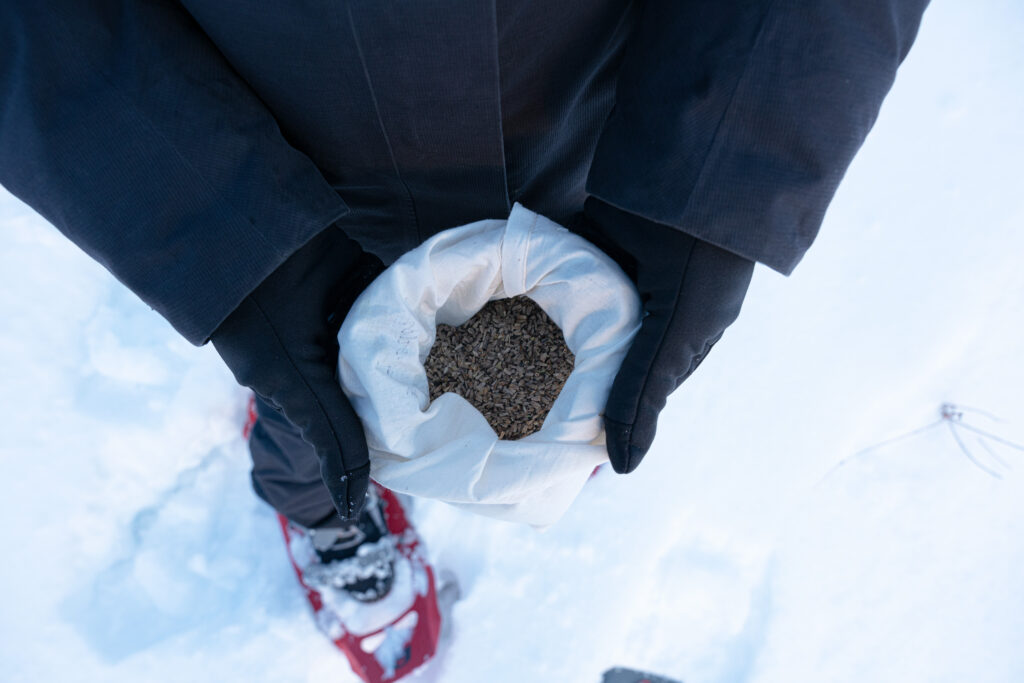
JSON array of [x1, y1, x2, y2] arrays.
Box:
[[278, 485, 447, 682]]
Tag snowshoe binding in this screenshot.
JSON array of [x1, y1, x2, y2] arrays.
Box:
[[279, 484, 444, 682]]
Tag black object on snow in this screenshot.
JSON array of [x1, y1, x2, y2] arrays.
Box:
[[602, 666, 683, 683]]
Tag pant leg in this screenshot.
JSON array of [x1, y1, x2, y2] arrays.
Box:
[[248, 395, 338, 527]]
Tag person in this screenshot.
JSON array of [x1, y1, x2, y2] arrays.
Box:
[[1, 0, 929, 625]]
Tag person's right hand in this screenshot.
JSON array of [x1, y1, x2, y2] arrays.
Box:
[[211, 226, 383, 522]]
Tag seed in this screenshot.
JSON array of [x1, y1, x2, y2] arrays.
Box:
[[424, 296, 575, 440]]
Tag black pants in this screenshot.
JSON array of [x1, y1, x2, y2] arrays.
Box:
[[248, 395, 339, 528]]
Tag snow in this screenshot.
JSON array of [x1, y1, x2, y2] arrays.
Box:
[[1, 2, 1023, 682], [371, 611, 420, 679]]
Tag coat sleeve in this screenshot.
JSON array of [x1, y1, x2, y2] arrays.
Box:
[[0, 1, 350, 344], [585, 0, 930, 275]]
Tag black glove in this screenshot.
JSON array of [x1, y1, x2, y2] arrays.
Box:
[[211, 225, 383, 521], [572, 197, 755, 474]]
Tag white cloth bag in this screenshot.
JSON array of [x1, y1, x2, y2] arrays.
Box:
[[337, 203, 642, 525]]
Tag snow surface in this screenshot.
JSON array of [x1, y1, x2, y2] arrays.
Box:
[[2, 3, 1023, 681]]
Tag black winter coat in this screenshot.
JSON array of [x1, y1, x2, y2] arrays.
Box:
[[0, 0, 929, 344]]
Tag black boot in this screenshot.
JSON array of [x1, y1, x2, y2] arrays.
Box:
[[299, 486, 396, 602]]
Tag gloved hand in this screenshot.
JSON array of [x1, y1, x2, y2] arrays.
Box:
[[571, 197, 755, 474], [211, 225, 383, 521]]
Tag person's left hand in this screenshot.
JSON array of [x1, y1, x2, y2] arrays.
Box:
[[571, 197, 755, 474]]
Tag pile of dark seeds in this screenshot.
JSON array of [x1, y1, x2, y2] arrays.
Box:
[[424, 295, 575, 440]]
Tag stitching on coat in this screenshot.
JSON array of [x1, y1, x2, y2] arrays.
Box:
[[676, 0, 778, 227], [346, 4, 423, 246], [490, 0, 513, 213]]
